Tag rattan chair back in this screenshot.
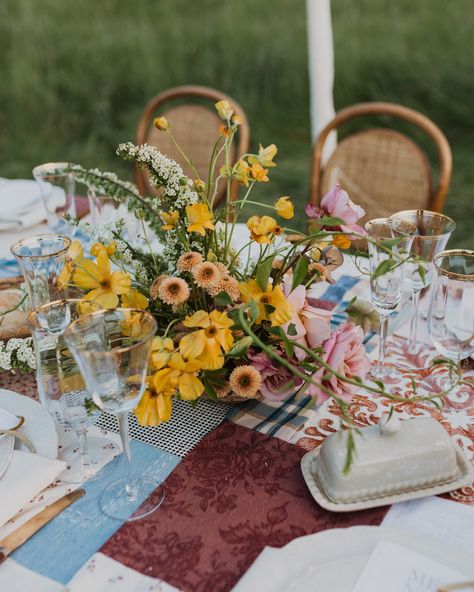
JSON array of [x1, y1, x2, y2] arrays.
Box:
[[135, 86, 250, 207], [311, 102, 452, 223]]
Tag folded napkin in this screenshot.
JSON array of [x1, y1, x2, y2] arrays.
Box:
[[0, 450, 66, 528]]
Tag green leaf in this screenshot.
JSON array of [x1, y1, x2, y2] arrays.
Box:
[[227, 336, 253, 357], [256, 256, 275, 291], [283, 340, 294, 358], [319, 216, 345, 227], [372, 259, 395, 279], [203, 378, 218, 401], [287, 322, 297, 336], [291, 256, 309, 290], [417, 264, 427, 285], [249, 300, 260, 323], [343, 429, 356, 475], [214, 291, 233, 306]]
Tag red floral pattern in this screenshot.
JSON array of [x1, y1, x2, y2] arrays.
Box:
[[100, 421, 386, 592]]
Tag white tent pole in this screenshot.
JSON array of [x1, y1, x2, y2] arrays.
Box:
[[306, 0, 337, 160]]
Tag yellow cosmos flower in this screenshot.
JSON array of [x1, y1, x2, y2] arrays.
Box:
[[72, 251, 131, 309], [179, 310, 234, 370], [67, 240, 83, 262], [332, 234, 351, 250], [160, 210, 179, 231], [120, 311, 148, 338], [90, 242, 116, 257], [150, 336, 175, 370], [215, 100, 234, 121], [134, 379, 173, 426], [247, 215, 278, 244], [153, 116, 170, 130], [233, 159, 250, 186], [275, 196, 294, 220], [56, 262, 73, 290], [239, 280, 293, 326], [186, 203, 215, 236], [121, 288, 149, 310], [153, 353, 204, 401], [248, 144, 278, 168], [250, 163, 269, 183]]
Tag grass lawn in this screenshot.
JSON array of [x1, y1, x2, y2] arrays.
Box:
[[0, 0, 472, 245]]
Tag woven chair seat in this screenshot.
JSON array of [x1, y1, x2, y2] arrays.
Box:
[[321, 129, 431, 224]]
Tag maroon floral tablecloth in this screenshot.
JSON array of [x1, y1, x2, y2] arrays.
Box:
[[100, 421, 386, 592]]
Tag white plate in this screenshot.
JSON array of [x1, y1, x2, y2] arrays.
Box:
[[0, 434, 14, 479], [301, 445, 473, 512], [281, 526, 474, 591], [0, 388, 58, 458], [0, 179, 42, 215]]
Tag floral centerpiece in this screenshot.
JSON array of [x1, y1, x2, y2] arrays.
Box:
[[10, 100, 460, 467]]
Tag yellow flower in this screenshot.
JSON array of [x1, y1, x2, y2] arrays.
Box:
[[332, 234, 351, 250], [275, 196, 294, 220], [219, 124, 233, 137], [121, 288, 149, 310], [250, 163, 269, 183], [193, 179, 206, 193], [150, 336, 175, 370], [90, 242, 116, 257], [248, 144, 278, 168], [247, 215, 278, 244], [153, 116, 170, 130], [56, 262, 73, 290], [134, 380, 173, 426], [232, 114, 243, 125], [233, 160, 250, 186], [67, 240, 83, 262], [72, 251, 131, 309], [215, 100, 233, 121], [179, 310, 234, 370], [160, 210, 179, 231], [186, 203, 215, 235], [239, 280, 293, 326], [120, 311, 148, 338], [153, 353, 204, 401]]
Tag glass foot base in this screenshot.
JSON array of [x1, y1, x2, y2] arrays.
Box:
[[99, 477, 165, 521], [59, 436, 120, 484], [368, 364, 401, 382]]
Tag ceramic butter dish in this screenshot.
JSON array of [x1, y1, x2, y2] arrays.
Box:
[[314, 416, 459, 503]]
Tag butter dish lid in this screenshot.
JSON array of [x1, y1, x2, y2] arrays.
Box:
[[314, 416, 459, 503]]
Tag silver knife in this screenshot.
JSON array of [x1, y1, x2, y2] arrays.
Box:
[[0, 488, 85, 564]]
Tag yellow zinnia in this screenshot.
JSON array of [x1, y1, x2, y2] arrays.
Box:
[[248, 144, 278, 168], [72, 251, 131, 309], [153, 353, 204, 401], [186, 203, 215, 236], [121, 288, 149, 310], [247, 215, 278, 244], [239, 280, 293, 326], [160, 210, 179, 231], [179, 310, 234, 370], [134, 378, 173, 426], [275, 196, 294, 220]]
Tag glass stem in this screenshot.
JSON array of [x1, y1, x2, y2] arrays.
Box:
[[409, 289, 421, 348], [118, 412, 138, 501], [379, 314, 389, 368], [75, 428, 90, 471]]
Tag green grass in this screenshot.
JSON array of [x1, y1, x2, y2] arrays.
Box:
[[0, 0, 472, 245]]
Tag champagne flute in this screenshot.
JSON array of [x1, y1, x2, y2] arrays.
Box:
[[64, 308, 163, 521], [365, 218, 415, 381], [29, 299, 119, 483], [389, 210, 455, 352], [428, 250, 474, 409]]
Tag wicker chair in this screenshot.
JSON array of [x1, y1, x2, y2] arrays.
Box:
[[135, 85, 250, 207], [310, 102, 452, 222]]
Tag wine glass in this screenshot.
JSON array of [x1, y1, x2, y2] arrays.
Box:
[[28, 299, 119, 483], [87, 188, 140, 247], [11, 234, 71, 309], [389, 210, 455, 353], [64, 308, 163, 521], [365, 218, 415, 381], [32, 162, 77, 233], [428, 250, 474, 408]]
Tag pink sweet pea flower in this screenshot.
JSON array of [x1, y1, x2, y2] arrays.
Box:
[[281, 284, 332, 360], [306, 322, 370, 404], [306, 184, 367, 237]]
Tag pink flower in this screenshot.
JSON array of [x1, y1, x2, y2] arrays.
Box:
[[306, 184, 366, 236], [281, 284, 332, 360], [307, 322, 370, 403], [248, 350, 303, 402]]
